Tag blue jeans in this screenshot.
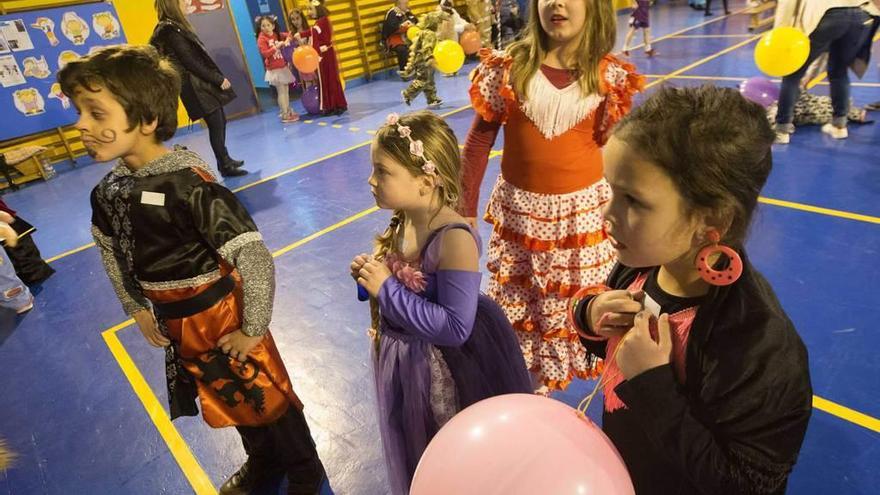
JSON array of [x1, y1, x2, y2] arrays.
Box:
[[777, 7, 873, 127], [0, 247, 30, 311]]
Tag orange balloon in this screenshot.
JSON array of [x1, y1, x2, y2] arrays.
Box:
[[460, 31, 481, 55], [293, 46, 319, 74]]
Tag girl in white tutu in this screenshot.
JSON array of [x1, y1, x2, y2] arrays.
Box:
[[256, 15, 299, 123]]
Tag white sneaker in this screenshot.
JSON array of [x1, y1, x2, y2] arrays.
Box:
[[821, 123, 848, 139], [774, 131, 790, 144], [16, 296, 34, 314]]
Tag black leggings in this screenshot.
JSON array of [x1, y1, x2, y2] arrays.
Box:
[[236, 406, 325, 494], [202, 107, 229, 165], [392, 44, 409, 71]]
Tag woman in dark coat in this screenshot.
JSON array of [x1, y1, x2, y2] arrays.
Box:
[[149, 0, 246, 177]]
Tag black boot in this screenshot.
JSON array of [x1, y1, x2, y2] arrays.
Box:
[[220, 459, 285, 495], [219, 162, 247, 177], [224, 157, 245, 169], [219, 166, 247, 177], [218, 155, 247, 177]]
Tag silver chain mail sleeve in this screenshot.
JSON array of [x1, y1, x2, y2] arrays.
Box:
[[91, 225, 151, 316], [218, 232, 274, 337]]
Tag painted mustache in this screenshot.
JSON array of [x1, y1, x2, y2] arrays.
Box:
[[81, 129, 117, 157]]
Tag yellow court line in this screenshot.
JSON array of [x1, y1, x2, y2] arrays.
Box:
[[627, 7, 749, 51], [759, 197, 879, 224], [642, 74, 880, 88], [813, 396, 880, 433], [103, 326, 217, 495], [438, 151, 877, 223], [45, 103, 478, 264], [45, 242, 96, 263], [670, 34, 755, 39], [232, 140, 373, 194], [272, 206, 379, 258], [647, 35, 763, 88]]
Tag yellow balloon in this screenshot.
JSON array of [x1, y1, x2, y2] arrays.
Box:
[[754, 27, 810, 77], [433, 40, 465, 75], [407, 26, 421, 42]]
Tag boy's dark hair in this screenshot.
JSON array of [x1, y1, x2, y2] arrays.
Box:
[[613, 85, 776, 246], [58, 45, 181, 142], [254, 15, 281, 39]]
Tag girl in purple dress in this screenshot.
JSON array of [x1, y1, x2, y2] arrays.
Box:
[[623, 0, 656, 57], [351, 111, 531, 495]]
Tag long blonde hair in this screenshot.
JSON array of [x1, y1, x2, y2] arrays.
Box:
[[507, 0, 616, 100], [368, 111, 462, 341], [155, 0, 195, 32]]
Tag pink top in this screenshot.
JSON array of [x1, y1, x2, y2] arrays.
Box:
[[602, 273, 699, 413]]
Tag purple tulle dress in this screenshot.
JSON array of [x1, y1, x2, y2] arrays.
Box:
[[630, 0, 651, 29], [373, 224, 532, 495]]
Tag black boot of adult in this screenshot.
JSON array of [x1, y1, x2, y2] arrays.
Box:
[[219, 156, 247, 177], [204, 109, 247, 177]]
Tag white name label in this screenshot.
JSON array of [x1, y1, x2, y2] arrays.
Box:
[[140, 191, 165, 207], [643, 292, 661, 318]]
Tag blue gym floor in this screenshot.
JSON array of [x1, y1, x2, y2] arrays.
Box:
[[1, 2, 878, 494]]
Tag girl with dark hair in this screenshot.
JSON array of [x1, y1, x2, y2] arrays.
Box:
[[255, 15, 299, 123], [294, 0, 347, 115], [569, 86, 812, 495]]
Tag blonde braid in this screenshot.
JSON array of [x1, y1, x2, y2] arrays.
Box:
[[368, 213, 403, 353]]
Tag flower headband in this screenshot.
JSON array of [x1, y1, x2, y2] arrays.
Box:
[[385, 113, 437, 176]]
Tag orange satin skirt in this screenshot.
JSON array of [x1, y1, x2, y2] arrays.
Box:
[[144, 270, 302, 428]]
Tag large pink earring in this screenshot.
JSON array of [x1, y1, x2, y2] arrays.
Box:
[[695, 230, 742, 286]]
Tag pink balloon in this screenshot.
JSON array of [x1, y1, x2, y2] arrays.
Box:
[[411, 394, 634, 495]]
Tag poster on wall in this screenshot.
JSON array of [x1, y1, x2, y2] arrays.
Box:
[[21, 55, 51, 78], [0, 34, 9, 54], [0, 55, 25, 87], [92, 12, 121, 40], [57, 50, 80, 70], [13, 87, 45, 116], [0, 20, 35, 51], [60, 12, 90, 45], [0, 2, 127, 141], [30, 17, 59, 46], [185, 0, 225, 14], [48, 82, 69, 109]]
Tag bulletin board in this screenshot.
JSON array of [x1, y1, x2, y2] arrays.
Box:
[[0, 1, 127, 142]]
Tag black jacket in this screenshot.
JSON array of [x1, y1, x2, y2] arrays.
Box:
[[577, 257, 812, 494], [149, 20, 235, 120], [382, 7, 418, 42]]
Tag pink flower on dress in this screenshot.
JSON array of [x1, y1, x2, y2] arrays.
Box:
[[397, 265, 427, 293], [385, 253, 427, 293], [386, 113, 400, 126]]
